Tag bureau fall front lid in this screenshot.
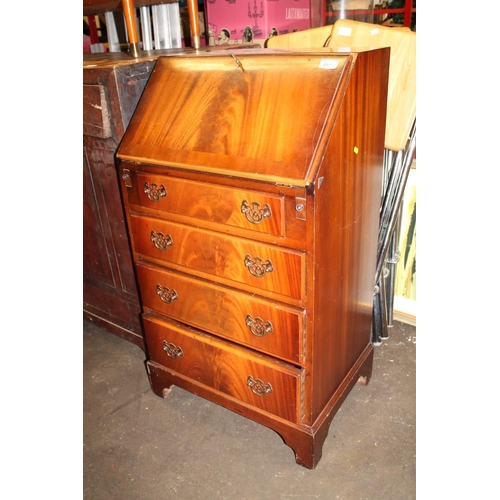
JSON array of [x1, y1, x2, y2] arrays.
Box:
[[116, 52, 358, 187]]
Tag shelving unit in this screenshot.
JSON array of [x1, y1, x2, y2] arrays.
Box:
[[322, 0, 416, 29]]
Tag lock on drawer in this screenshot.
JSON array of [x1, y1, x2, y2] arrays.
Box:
[[143, 313, 303, 423], [136, 173, 284, 236]]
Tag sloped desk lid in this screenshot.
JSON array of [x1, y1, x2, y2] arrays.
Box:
[[117, 52, 358, 187]]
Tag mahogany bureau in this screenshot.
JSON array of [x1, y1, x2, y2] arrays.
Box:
[[116, 50, 389, 468]]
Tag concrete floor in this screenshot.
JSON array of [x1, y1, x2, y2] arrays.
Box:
[[83, 319, 415, 500]]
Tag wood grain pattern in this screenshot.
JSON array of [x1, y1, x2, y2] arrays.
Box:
[[135, 172, 285, 236], [136, 262, 305, 363], [117, 50, 390, 468], [117, 53, 351, 186], [119, 162, 308, 245], [83, 85, 111, 138], [130, 213, 305, 299], [307, 48, 388, 421], [143, 314, 302, 422]]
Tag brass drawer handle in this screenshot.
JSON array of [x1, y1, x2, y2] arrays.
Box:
[[156, 284, 178, 304], [150, 230, 173, 251], [144, 181, 167, 202], [241, 200, 272, 225], [245, 314, 273, 337], [244, 255, 273, 277], [162, 340, 183, 359], [247, 376, 273, 396]]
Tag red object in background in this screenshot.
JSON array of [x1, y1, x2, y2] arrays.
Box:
[[84, 33, 92, 53], [87, 14, 100, 44], [323, 1, 415, 28]]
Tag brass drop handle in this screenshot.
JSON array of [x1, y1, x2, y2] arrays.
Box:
[[162, 340, 183, 359], [156, 284, 178, 304], [244, 255, 273, 277], [241, 200, 272, 224], [144, 181, 167, 202], [150, 230, 173, 251], [245, 314, 273, 337], [247, 376, 273, 396]]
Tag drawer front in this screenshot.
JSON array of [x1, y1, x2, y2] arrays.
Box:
[[143, 313, 302, 422], [136, 262, 305, 364], [136, 173, 284, 236], [131, 214, 305, 300]]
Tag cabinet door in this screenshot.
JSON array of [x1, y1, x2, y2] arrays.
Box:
[[83, 145, 142, 342]]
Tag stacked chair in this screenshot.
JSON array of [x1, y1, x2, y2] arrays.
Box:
[[267, 20, 416, 344]]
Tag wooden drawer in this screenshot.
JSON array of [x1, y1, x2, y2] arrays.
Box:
[[135, 262, 305, 364], [130, 214, 305, 300], [143, 313, 303, 423], [136, 173, 285, 237]]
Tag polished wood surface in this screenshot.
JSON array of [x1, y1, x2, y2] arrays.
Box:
[[136, 262, 305, 363], [117, 49, 389, 468], [117, 53, 352, 186], [144, 313, 302, 422], [129, 214, 305, 300], [135, 172, 286, 237]]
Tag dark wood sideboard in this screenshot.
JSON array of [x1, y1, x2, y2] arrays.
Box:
[[83, 54, 159, 348]]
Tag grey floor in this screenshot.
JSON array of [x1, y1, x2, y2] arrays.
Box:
[[83, 319, 416, 500]]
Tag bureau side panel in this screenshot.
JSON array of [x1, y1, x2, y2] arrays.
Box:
[[309, 49, 389, 421]]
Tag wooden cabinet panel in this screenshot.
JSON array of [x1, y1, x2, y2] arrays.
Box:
[[130, 214, 305, 300], [135, 172, 286, 236], [83, 148, 114, 286], [136, 262, 305, 363], [117, 50, 389, 468], [143, 314, 303, 422], [117, 54, 351, 186], [83, 56, 157, 347], [83, 84, 111, 139], [83, 144, 143, 341]]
